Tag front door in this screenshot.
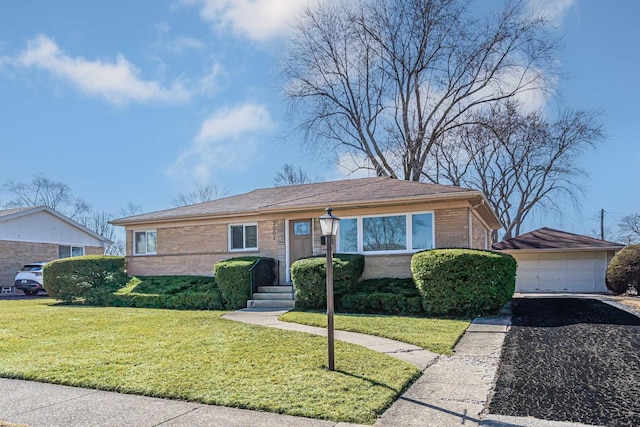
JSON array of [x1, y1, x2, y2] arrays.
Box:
[[290, 220, 313, 264]]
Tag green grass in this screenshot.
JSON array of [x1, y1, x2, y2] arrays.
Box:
[[279, 311, 470, 355], [0, 299, 420, 424]]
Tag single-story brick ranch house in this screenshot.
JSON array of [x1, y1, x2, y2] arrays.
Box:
[[112, 177, 502, 285], [492, 227, 625, 293], [0, 206, 110, 293]]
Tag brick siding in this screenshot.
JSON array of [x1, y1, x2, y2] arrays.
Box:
[[361, 254, 413, 280], [471, 212, 488, 249], [126, 220, 287, 281], [125, 206, 484, 282], [434, 207, 470, 248]]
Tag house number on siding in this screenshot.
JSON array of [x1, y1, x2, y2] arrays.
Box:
[[272, 222, 277, 240]]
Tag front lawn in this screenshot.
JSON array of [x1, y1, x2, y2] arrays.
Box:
[[0, 299, 420, 424], [279, 311, 470, 355]]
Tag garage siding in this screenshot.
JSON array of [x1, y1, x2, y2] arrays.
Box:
[[513, 251, 609, 293]]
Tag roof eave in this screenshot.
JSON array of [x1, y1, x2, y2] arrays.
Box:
[[495, 246, 625, 252]]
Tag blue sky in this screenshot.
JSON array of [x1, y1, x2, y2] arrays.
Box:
[[0, 0, 637, 238]]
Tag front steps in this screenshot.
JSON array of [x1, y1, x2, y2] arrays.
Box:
[[247, 285, 295, 309]]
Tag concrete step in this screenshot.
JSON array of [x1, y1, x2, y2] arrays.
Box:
[[258, 285, 293, 293], [246, 299, 295, 309], [253, 292, 294, 300]]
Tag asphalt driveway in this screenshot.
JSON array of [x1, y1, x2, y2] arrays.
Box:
[[489, 297, 640, 426]]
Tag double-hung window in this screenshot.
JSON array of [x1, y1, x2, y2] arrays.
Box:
[[338, 212, 434, 254], [134, 231, 157, 255], [58, 246, 85, 258], [229, 224, 258, 251]]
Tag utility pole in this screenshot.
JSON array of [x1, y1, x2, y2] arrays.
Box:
[[600, 209, 605, 240]]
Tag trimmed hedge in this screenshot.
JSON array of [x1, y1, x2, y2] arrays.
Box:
[[94, 276, 224, 310], [291, 254, 365, 309], [128, 275, 220, 295], [43, 255, 128, 303], [341, 278, 423, 315], [94, 293, 224, 310], [412, 249, 516, 317], [214, 257, 262, 309], [606, 244, 640, 294]]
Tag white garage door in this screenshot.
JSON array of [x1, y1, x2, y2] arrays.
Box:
[[513, 251, 608, 293]]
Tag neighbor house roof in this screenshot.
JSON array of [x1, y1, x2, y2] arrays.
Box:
[[492, 227, 625, 251], [112, 176, 501, 228], [0, 206, 111, 244], [0, 207, 32, 218]]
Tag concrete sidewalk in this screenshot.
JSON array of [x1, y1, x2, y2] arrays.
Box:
[[0, 378, 364, 427]]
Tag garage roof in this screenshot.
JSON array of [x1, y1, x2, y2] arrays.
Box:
[[492, 227, 625, 251]]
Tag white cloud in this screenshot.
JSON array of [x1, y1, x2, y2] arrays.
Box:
[[329, 152, 381, 181], [167, 103, 276, 182], [182, 0, 309, 40], [199, 63, 223, 94], [15, 34, 190, 106], [167, 36, 205, 52], [526, 0, 576, 27]]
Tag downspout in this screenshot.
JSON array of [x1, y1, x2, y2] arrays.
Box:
[[468, 208, 473, 249]]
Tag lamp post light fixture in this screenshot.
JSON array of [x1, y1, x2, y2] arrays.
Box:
[[319, 206, 339, 371]]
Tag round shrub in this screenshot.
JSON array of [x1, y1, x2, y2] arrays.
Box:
[[412, 249, 516, 317], [213, 256, 261, 309], [43, 255, 127, 304], [291, 254, 364, 309], [606, 244, 640, 294]]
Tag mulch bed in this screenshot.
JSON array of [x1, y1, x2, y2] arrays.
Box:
[[489, 297, 640, 427]]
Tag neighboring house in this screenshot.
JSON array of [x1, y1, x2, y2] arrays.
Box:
[[493, 227, 625, 293], [111, 177, 501, 283], [0, 206, 110, 292]]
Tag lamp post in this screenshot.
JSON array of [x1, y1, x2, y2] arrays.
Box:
[[319, 206, 339, 371]]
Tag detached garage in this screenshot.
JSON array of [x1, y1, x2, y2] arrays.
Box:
[[493, 228, 625, 293]]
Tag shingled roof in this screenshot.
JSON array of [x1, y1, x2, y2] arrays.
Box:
[[492, 227, 625, 251], [112, 176, 492, 225], [0, 207, 32, 218]]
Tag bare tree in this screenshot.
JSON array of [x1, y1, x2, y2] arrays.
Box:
[[618, 214, 640, 244], [426, 101, 604, 240], [78, 211, 118, 255], [273, 164, 313, 186], [171, 183, 228, 207], [3, 174, 90, 220], [282, 0, 556, 181], [104, 202, 143, 256], [119, 202, 142, 218]]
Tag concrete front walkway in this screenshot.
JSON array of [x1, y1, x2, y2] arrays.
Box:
[[223, 308, 512, 427], [222, 309, 439, 370]]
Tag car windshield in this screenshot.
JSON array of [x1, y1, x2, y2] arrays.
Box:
[[20, 265, 43, 271]]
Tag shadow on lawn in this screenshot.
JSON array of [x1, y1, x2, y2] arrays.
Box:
[[334, 368, 415, 393]]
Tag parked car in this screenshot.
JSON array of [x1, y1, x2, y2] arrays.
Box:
[[14, 262, 46, 296]]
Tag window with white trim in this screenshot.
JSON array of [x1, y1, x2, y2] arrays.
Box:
[[229, 224, 258, 251], [134, 231, 157, 255], [337, 212, 434, 254], [58, 245, 85, 258]]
